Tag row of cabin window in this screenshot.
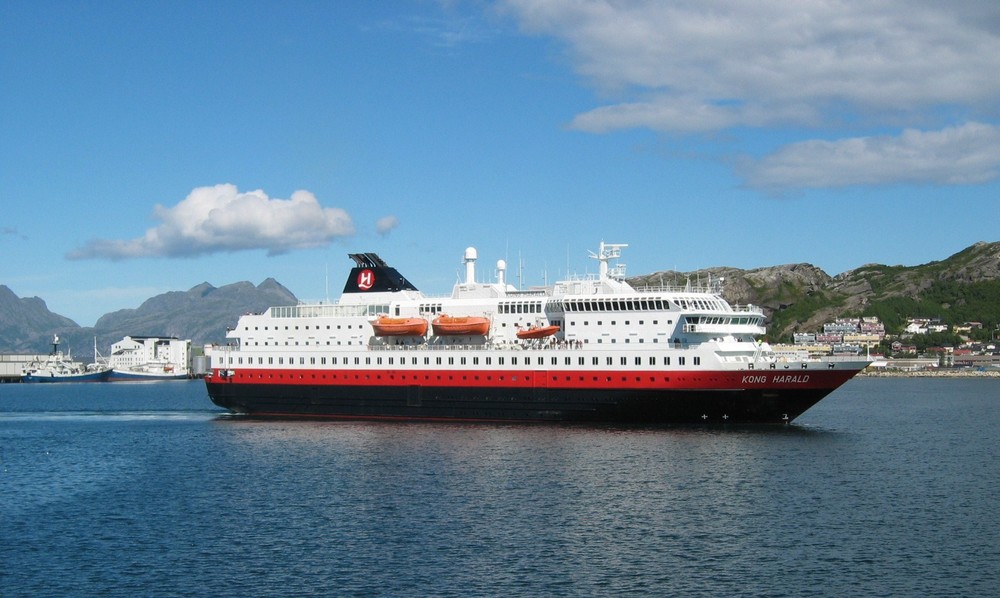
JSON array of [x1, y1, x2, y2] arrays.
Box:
[[688, 315, 762, 326], [675, 298, 726, 311], [562, 299, 670, 312], [245, 334, 682, 346], [571, 319, 673, 326], [246, 324, 362, 331], [498, 302, 543, 314], [228, 355, 702, 367], [418, 303, 443, 315]]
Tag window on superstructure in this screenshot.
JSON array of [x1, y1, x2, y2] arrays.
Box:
[[664, 357, 670, 365], [679, 357, 686, 365], [694, 356, 701, 365]]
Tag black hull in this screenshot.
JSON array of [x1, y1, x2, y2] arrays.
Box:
[[206, 380, 840, 424]]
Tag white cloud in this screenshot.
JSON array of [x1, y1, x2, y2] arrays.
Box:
[[500, 0, 1000, 189], [376, 215, 400, 236], [68, 184, 355, 260], [503, 0, 1000, 133], [741, 122, 1000, 190]]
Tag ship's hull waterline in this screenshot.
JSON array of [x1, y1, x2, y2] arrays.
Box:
[[206, 365, 861, 424]]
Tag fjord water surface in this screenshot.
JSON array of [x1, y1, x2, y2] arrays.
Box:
[[1, 377, 997, 596]]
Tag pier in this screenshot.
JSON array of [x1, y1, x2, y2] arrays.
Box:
[[0, 354, 48, 382]]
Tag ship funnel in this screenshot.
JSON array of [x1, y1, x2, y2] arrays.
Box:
[[497, 259, 506, 286], [464, 247, 478, 284]]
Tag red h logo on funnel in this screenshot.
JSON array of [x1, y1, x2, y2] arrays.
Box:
[[357, 269, 375, 291]]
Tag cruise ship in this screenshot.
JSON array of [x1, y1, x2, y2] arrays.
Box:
[[205, 243, 869, 423]]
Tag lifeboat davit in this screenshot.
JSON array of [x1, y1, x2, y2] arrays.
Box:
[[516, 325, 560, 340], [370, 316, 428, 337], [432, 315, 491, 336]]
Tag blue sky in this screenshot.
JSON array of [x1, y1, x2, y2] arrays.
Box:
[[2, 0, 998, 327]]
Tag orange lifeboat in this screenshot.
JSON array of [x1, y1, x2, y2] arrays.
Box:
[[432, 315, 491, 336], [516, 325, 560, 340], [370, 316, 428, 337]]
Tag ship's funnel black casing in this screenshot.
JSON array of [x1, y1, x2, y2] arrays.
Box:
[[342, 253, 419, 294]]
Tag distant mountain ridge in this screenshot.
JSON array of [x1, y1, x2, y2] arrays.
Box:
[[2, 241, 998, 355], [0, 279, 297, 356], [0, 285, 78, 349]]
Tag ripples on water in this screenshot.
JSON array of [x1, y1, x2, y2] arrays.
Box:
[[1, 378, 998, 596]]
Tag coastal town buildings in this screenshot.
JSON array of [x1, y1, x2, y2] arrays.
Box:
[[785, 316, 998, 371]]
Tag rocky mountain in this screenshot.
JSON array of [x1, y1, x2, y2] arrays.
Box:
[[3, 241, 998, 355], [628, 241, 1000, 340], [0, 279, 298, 356], [0, 285, 79, 349]]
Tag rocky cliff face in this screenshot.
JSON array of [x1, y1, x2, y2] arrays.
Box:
[[629, 241, 1000, 339], [0, 285, 79, 349]]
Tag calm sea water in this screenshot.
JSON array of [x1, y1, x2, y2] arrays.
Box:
[[1, 378, 998, 597]]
